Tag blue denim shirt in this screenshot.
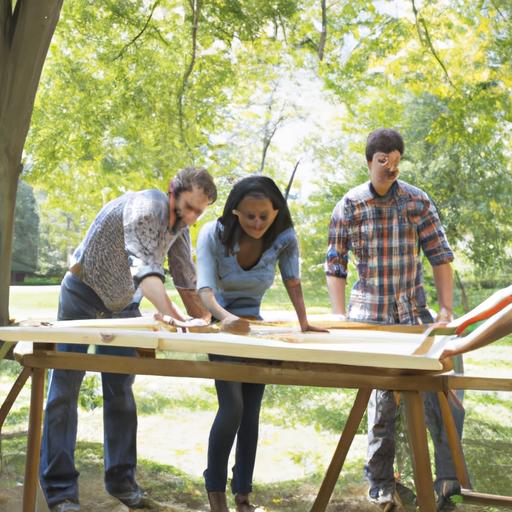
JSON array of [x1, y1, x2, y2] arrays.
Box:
[[196, 220, 300, 318]]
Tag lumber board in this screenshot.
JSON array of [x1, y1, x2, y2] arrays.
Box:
[[16, 316, 219, 333], [0, 324, 450, 371]]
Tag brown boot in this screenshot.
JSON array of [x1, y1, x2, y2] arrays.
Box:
[[207, 491, 229, 512], [235, 493, 256, 512]]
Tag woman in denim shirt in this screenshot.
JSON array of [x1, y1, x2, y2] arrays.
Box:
[[197, 176, 324, 512]]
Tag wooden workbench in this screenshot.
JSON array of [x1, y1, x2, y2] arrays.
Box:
[[1, 318, 512, 511]]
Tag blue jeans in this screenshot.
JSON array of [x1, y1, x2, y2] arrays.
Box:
[[204, 355, 265, 494], [40, 273, 140, 507], [365, 388, 465, 495]]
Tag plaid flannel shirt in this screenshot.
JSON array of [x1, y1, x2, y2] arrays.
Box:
[[325, 180, 453, 324]]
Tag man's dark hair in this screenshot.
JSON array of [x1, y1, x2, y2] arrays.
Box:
[[171, 167, 217, 203], [365, 128, 405, 162], [218, 175, 293, 255]]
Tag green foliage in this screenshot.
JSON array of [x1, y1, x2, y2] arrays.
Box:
[[0, 359, 22, 377], [263, 385, 364, 434], [78, 374, 103, 411], [15, 0, 511, 288], [311, 0, 512, 280], [11, 182, 39, 275], [3, 406, 29, 428], [136, 390, 214, 414]]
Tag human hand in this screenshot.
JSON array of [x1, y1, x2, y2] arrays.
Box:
[[182, 318, 209, 327], [154, 313, 208, 329], [301, 323, 329, 333], [220, 315, 250, 334], [438, 338, 463, 361]]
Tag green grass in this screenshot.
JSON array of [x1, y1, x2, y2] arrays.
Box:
[[8, 287, 60, 312]]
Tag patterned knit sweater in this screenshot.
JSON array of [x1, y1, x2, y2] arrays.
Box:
[[70, 189, 194, 312]]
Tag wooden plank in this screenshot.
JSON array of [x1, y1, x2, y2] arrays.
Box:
[[1, 326, 447, 371], [53, 317, 220, 333], [311, 388, 372, 512], [0, 340, 14, 359], [437, 391, 470, 488], [17, 317, 162, 330], [447, 375, 512, 392], [402, 391, 437, 512], [254, 315, 429, 333], [23, 368, 45, 512], [157, 329, 446, 371], [461, 489, 512, 508], [14, 351, 446, 391], [0, 366, 31, 432], [0, 326, 160, 349]]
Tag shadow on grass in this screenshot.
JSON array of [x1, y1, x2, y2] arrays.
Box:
[[1, 433, 511, 511]]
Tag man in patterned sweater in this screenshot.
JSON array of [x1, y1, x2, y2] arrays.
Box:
[[325, 129, 464, 510], [40, 167, 217, 512]]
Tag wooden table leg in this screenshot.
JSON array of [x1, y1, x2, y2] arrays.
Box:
[[437, 391, 471, 488], [311, 388, 372, 512], [0, 366, 31, 432], [23, 367, 45, 512], [401, 391, 437, 512]]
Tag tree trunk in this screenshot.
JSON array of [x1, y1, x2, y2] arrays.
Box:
[[0, 157, 21, 326], [0, 0, 64, 327]]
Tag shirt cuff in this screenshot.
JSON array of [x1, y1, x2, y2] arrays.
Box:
[[131, 264, 165, 286]]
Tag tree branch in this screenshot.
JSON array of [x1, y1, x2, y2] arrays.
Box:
[[284, 160, 300, 200], [113, 0, 161, 61], [177, 0, 201, 148], [410, 0, 455, 89], [489, 0, 506, 20], [257, 90, 285, 175], [318, 0, 327, 61], [277, 11, 288, 45]]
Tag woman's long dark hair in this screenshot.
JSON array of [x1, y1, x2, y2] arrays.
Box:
[[218, 175, 293, 255]]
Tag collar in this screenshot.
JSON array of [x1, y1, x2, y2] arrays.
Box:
[[368, 180, 399, 199]]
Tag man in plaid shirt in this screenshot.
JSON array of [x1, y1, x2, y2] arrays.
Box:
[[325, 128, 464, 510]]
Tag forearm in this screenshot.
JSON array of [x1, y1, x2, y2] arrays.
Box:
[[198, 288, 234, 321], [176, 287, 212, 322], [433, 263, 453, 320], [326, 275, 347, 315], [139, 275, 185, 321], [442, 305, 512, 358], [198, 287, 249, 333], [284, 278, 309, 330]]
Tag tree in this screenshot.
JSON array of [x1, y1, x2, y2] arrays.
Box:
[[295, 0, 512, 284], [0, 1, 64, 327]]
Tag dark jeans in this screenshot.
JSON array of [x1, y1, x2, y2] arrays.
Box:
[[365, 308, 466, 495], [364, 389, 465, 495], [204, 355, 265, 494], [40, 272, 140, 507]]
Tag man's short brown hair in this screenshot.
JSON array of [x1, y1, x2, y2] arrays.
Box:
[[171, 167, 217, 203], [365, 128, 405, 162]]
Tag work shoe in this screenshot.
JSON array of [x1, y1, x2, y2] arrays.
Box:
[[368, 486, 396, 511], [207, 491, 229, 512], [109, 487, 152, 509], [436, 479, 461, 511], [235, 493, 257, 512], [395, 481, 416, 505], [49, 500, 80, 512]]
